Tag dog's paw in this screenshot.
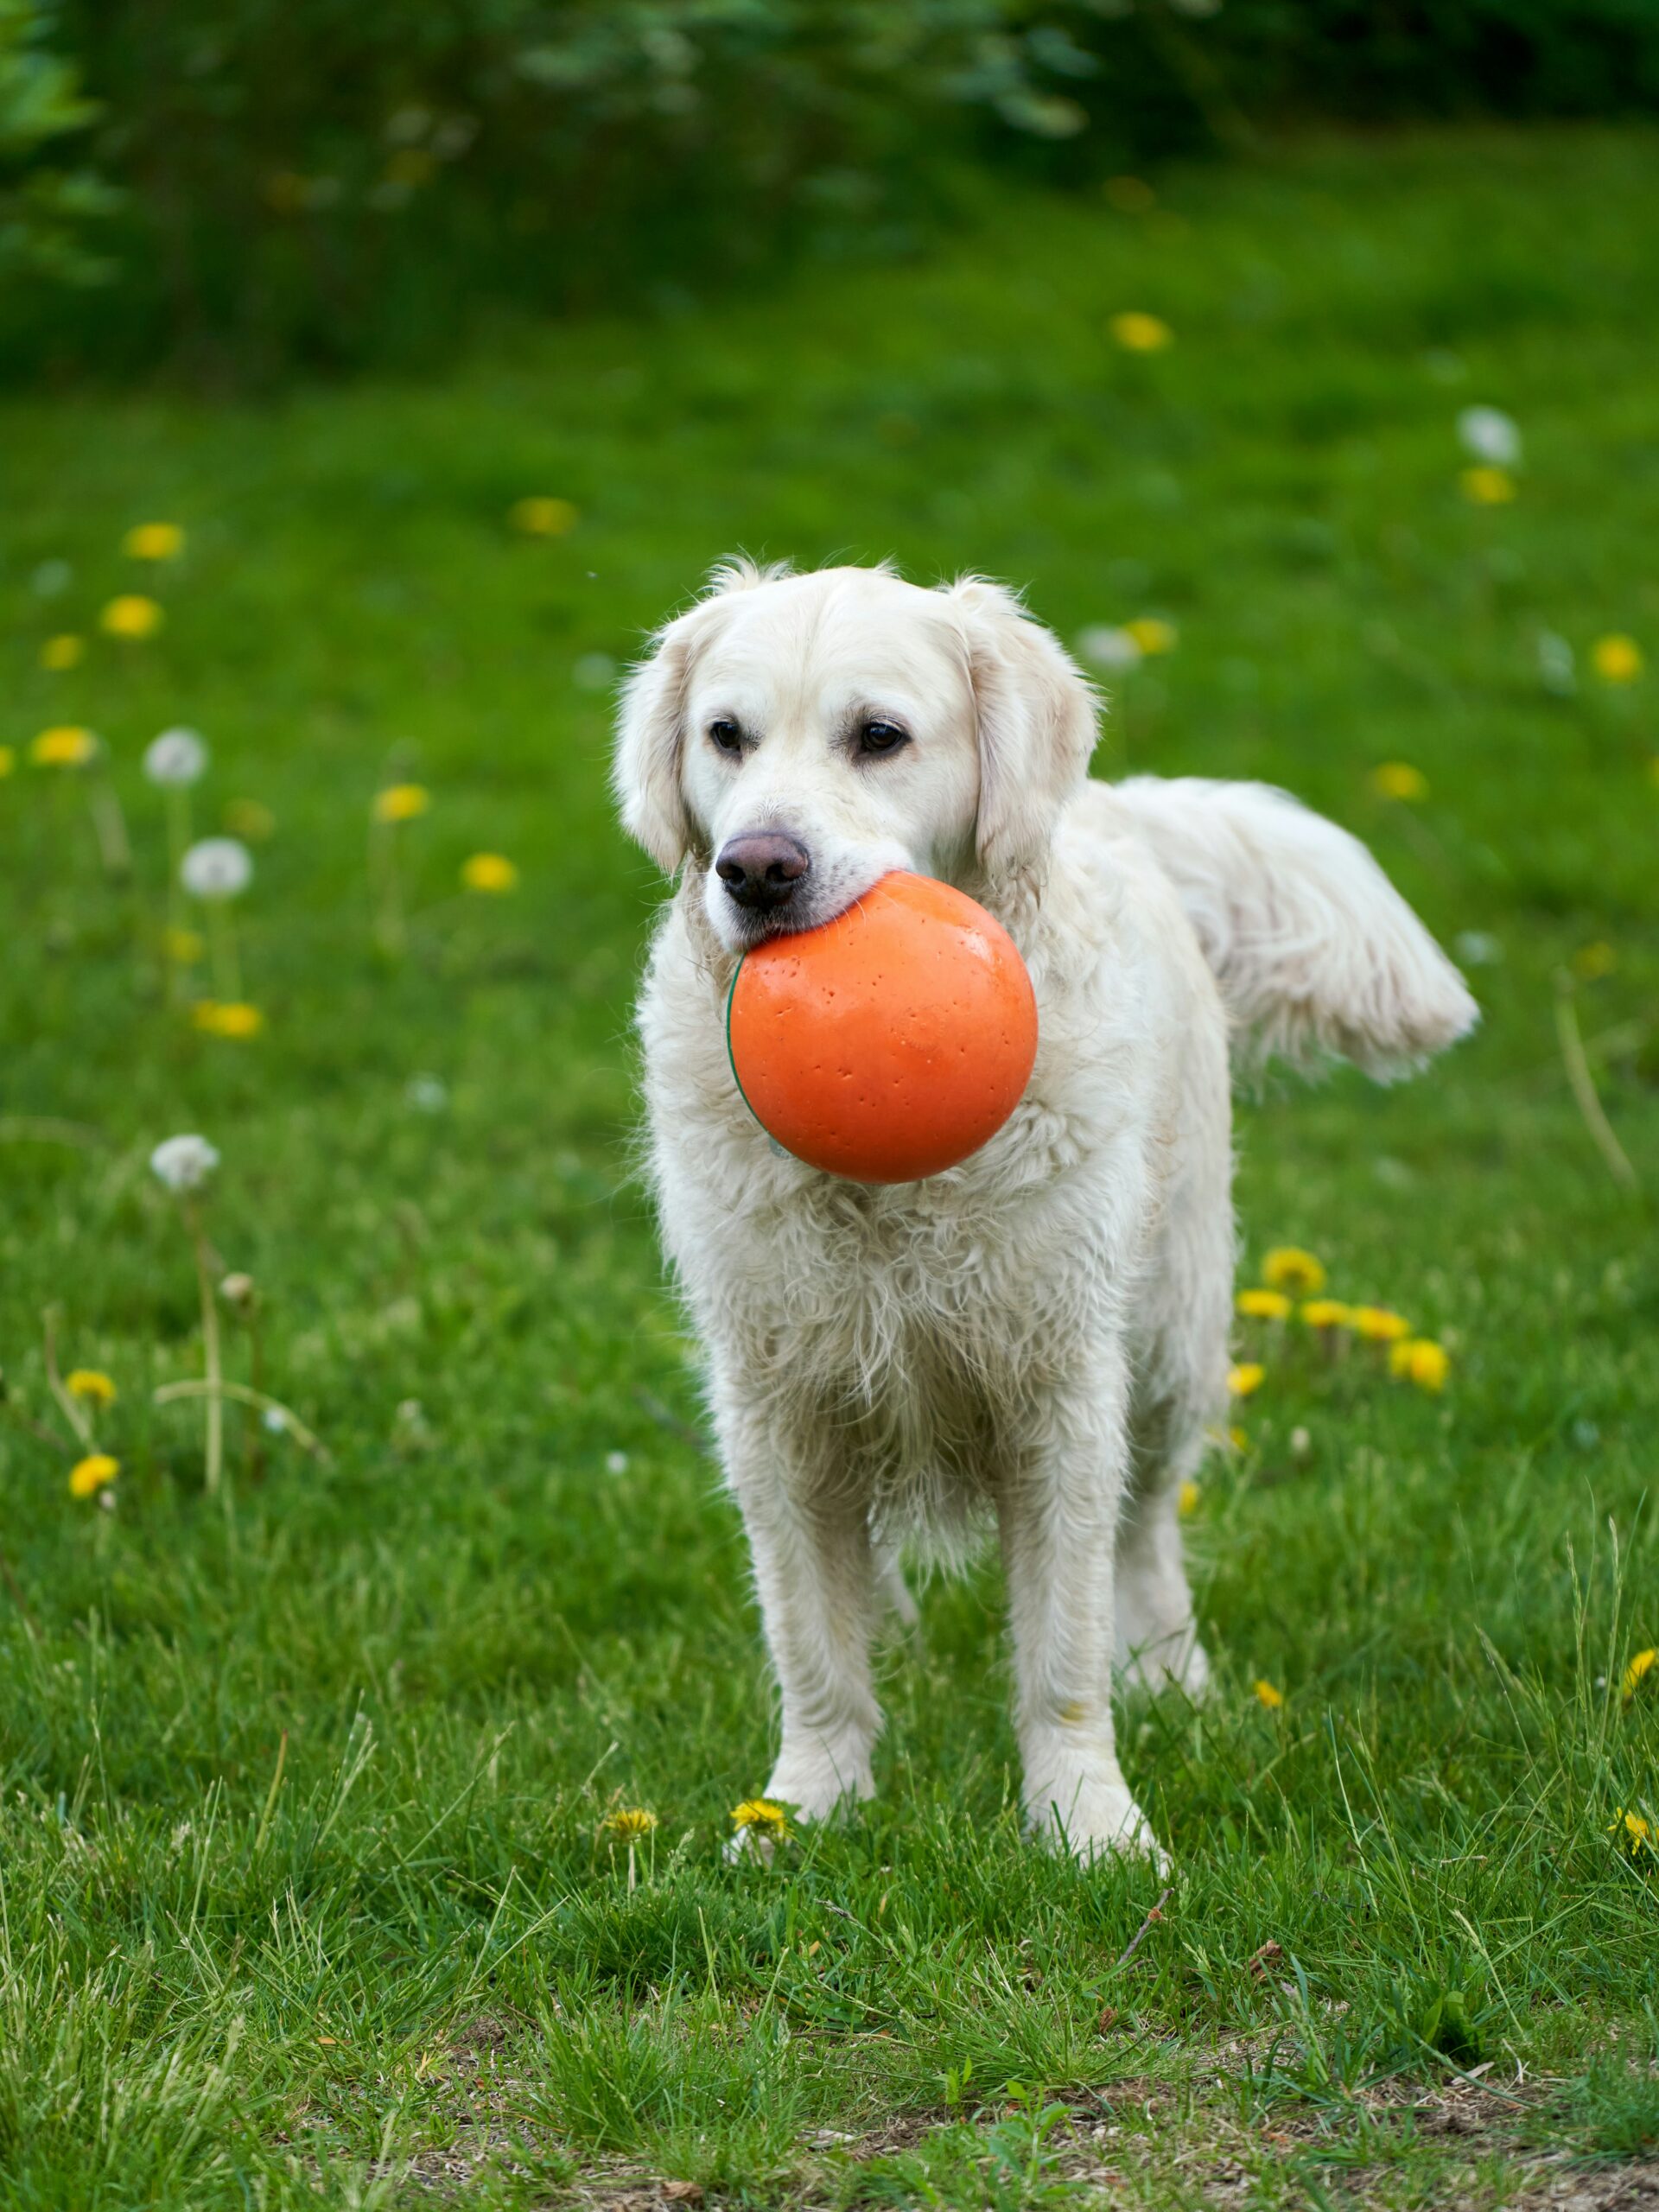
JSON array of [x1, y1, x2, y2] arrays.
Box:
[[1028, 1773, 1169, 1871], [1118, 1634, 1211, 1704], [723, 1757, 874, 1865]]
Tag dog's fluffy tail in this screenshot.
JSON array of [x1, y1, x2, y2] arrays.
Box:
[[1112, 775, 1478, 1078]]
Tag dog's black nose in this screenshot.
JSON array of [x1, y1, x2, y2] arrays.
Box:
[[715, 832, 810, 912]]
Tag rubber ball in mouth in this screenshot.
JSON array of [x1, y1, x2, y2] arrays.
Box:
[[725, 871, 1039, 1183]]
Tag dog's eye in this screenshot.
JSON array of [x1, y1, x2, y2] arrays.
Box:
[[857, 719, 909, 757], [708, 718, 744, 755]]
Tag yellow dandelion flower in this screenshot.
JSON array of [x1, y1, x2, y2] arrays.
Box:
[[1228, 1362, 1265, 1398], [0, 746, 13, 778], [1253, 1679, 1283, 1710], [67, 1370, 118, 1408], [1573, 941, 1617, 980], [101, 595, 163, 639], [68, 1452, 119, 1499], [1621, 1649, 1656, 1704], [1236, 1288, 1292, 1321], [192, 1001, 265, 1039], [1124, 615, 1177, 655], [41, 633, 84, 670], [1371, 762, 1427, 802], [1177, 1478, 1200, 1517], [1609, 1808, 1654, 1858], [510, 496, 580, 537], [164, 926, 205, 964], [124, 522, 185, 561], [1300, 1298, 1352, 1330], [1264, 1248, 1326, 1293], [31, 725, 98, 767], [730, 1797, 790, 1840], [1228, 1425, 1248, 1452], [1111, 311, 1173, 353], [1351, 1306, 1411, 1343], [1389, 1338, 1450, 1392], [1592, 634, 1643, 684], [601, 1807, 658, 1843], [373, 782, 430, 824], [461, 852, 518, 893], [1460, 465, 1516, 505]]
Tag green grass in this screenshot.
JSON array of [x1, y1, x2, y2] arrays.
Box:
[[3, 123, 1659, 2209]]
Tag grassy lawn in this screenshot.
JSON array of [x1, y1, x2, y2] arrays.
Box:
[[4, 123, 1659, 2209]]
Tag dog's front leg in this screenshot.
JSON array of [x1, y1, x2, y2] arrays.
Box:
[[997, 1350, 1162, 1862], [719, 1402, 881, 1823]]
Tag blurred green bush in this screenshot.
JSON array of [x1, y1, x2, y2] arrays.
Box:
[[6, 0, 1658, 381], [0, 0, 117, 289]]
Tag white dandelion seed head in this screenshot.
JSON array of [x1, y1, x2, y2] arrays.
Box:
[[181, 836, 252, 900], [143, 728, 209, 787], [605, 1451, 629, 1475], [1458, 405, 1522, 467], [263, 1407, 288, 1434], [1075, 624, 1143, 673], [149, 1133, 220, 1192]]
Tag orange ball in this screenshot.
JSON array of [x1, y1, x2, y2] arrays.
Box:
[[726, 872, 1039, 1183]]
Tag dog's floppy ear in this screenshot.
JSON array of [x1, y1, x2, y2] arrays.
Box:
[[944, 576, 1098, 878], [614, 560, 785, 874], [613, 607, 700, 873]]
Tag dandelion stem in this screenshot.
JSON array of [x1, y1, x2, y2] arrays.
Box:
[[1554, 973, 1639, 1191], [152, 1378, 326, 1459], [41, 1307, 92, 1447], [188, 1211, 225, 1494], [88, 769, 132, 879]]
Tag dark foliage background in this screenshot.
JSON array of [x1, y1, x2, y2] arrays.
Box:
[[5, 0, 1659, 379]]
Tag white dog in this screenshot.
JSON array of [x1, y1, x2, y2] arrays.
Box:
[[614, 559, 1475, 1860]]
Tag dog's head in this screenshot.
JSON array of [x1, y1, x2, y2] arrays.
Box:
[[613, 561, 1098, 950]]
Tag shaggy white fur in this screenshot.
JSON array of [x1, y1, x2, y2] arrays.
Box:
[[615, 560, 1476, 1861]]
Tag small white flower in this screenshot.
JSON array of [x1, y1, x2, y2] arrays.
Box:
[[605, 1451, 629, 1475], [143, 728, 209, 787], [405, 1073, 448, 1114], [181, 836, 252, 900], [264, 1407, 288, 1434], [1075, 625, 1143, 672], [1536, 629, 1575, 696], [1458, 405, 1522, 467], [149, 1133, 220, 1192]]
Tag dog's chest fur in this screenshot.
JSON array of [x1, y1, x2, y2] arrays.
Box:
[[635, 849, 1185, 1513]]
